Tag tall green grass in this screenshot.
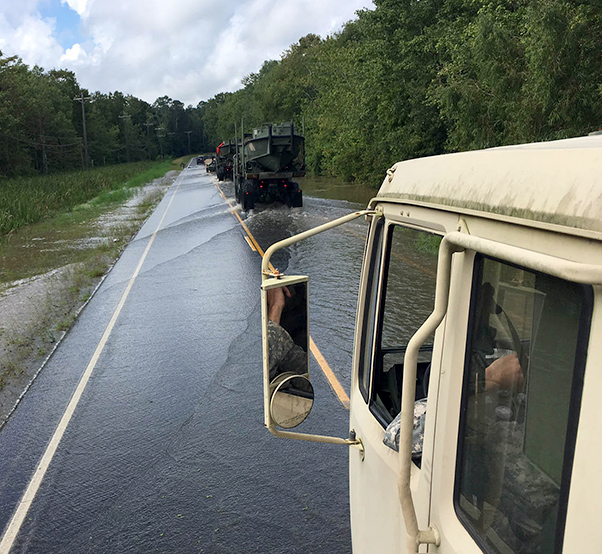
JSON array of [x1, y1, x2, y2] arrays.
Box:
[[0, 161, 173, 237]]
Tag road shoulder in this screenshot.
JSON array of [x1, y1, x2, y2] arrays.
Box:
[[0, 172, 177, 426]]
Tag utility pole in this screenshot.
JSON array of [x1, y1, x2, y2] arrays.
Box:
[[74, 92, 91, 169], [185, 130, 192, 153], [155, 127, 165, 159], [168, 132, 176, 158], [234, 121, 239, 188], [144, 121, 154, 160], [241, 118, 245, 177], [302, 116, 306, 169], [119, 114, 131, 162]]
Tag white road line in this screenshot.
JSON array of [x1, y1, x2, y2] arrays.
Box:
[[0, 175, 183, 554], [244, 235, 257, 251]]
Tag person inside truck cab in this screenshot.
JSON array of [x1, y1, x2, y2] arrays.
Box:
[[384, 280, 525, 456], [385, 268, 569, 553], [265, 286, 308, 381], [383, 351, 523, 455]]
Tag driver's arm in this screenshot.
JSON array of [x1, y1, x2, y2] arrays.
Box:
[[485, 353, 524, 392]]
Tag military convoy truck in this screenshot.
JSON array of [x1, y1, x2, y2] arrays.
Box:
[[215, 140, 235, 181], [231, 122, 304, 211]]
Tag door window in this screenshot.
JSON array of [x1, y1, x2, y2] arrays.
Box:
[[369, 225, 440, 427], [455, 256, 591, 554]]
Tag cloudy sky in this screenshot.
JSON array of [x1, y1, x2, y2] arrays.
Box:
[[0, 0, 374, 106]]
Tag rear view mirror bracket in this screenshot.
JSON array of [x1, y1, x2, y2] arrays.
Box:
[[260, 210, 375, 453]]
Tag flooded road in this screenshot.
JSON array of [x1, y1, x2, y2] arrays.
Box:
[[241, 186, 372, 387], [0, 165, 377, 553]]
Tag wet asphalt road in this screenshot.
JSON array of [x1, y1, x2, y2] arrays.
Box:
[[0, 164, 369, 553]]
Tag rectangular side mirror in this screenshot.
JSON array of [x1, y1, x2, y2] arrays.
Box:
[[261, 276, 310, 428]]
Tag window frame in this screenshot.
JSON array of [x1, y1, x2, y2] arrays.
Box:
[[357, 216, 385, 403], [361, 221, 442, 428], [453, 253, 593, 554], [368, 222, 397, 427]]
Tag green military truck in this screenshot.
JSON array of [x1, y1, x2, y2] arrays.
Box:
[[234, 122, 304, 211], [216, 140, 235, 181]]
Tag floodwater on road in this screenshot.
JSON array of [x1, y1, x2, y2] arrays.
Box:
[[0, 178, 171, 287], [0, 166, 383, 554], [297, 174, 377, 206], [221, 173, 377, 388]]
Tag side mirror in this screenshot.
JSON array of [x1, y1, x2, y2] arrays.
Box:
[[261, 276, 311, 428], [259, 210, 375, 451], [270, 374, 314, 428]]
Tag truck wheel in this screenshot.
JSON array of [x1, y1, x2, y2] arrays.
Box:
[[286, 182, 303, 208], [291, 189, 303, 208], [242, 180, 255, 211]]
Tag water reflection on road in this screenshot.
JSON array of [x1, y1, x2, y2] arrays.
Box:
[[298, 174, 377, 206]]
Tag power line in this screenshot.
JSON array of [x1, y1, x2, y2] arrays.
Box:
[[0, 132, 82, 148]]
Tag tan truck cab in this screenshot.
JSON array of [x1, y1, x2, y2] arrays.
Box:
[[261, 135, 602, 554]]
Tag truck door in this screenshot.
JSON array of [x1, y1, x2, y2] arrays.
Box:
[[349, 216, 442, 553], [429, 251, 592, 554]]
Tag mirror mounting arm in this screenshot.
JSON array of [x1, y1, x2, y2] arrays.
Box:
[[267, 425, 365, 457], [262, 210, 377, 278], [262, 268, 283, 279], [260, 210, 377, 456]]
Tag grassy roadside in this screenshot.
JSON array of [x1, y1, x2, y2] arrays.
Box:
[[0, 160, 179, 239], [0, 160, 183, 285], [0, 160, 182, 418]]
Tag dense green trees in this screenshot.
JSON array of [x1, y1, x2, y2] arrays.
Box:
[[2, 0, 601, 185], [202, 0, 602, 187], [0, 52, 209, 177], [429, 0, 602, 151], [0, 56, 81, 175]]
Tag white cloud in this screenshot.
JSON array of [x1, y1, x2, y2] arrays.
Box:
[[0, 0, 374, 104], [61, 0, 88, 16], [60, 42, 85, 62], [0, 0, 41, 26], [0, 12, 63, 69]]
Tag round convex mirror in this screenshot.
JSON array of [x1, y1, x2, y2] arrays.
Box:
[[270, 375, 314, 429]]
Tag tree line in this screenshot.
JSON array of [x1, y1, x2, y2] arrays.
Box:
[[2, 0, 601, 186], [202, 0, 602, 186], [0, 53, 208, 177]]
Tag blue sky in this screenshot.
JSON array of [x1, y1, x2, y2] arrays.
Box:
[[38, 0, 83, 50], [0, 0, 374, 105]]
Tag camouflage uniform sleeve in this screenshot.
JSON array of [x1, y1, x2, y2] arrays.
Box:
[[382, 398, 428, 455], [383, 412, 401, 452], [412, 399, 427, 455], [267, 321, 296, 371], [267, 320, 307, 380]]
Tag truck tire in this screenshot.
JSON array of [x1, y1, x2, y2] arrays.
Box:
[[285, 182, 303, 208], [291, 189, 303, 208], [235, 181, 241, 204], [242, 180, 255, 211]]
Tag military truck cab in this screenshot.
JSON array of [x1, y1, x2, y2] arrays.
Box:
[[260, 135, 602, 553], [216, 139, 235, 182]]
